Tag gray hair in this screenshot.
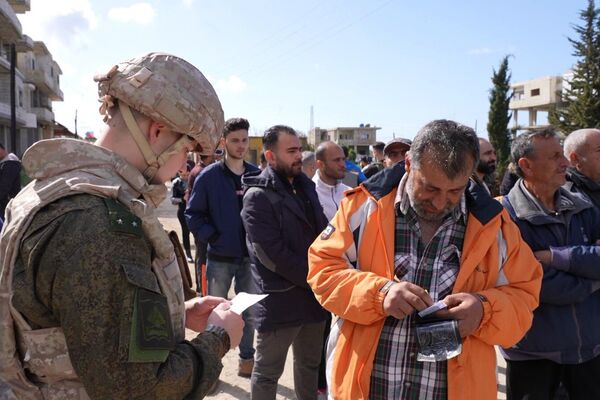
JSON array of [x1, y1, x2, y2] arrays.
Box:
[[410, 119, 479, 178], [302, 151, 315, 164], [563, 128, 600, 160], [511, 127, 559, 177]]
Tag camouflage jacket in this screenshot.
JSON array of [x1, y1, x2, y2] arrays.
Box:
[[0, 139, 226, 399]]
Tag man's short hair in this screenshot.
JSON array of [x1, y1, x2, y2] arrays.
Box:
[[511, 127, 559, 178], [223, 118, 250, 138], [373, 142, 385, 152], [0, 143, 4, 150], [410, 119, 479, 178], [315, 141, 339, 162], [302, 151, 316, 164], [263, 125, 297, 151], [563, 128, 600, 160]]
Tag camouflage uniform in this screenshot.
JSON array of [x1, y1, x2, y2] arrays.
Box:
[[0, 53, 226, 400]]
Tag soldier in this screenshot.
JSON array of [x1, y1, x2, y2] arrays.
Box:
[[0, 53, 244, 399]]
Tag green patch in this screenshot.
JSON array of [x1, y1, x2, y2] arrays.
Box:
[[128, 288, 174, 363], [103, 198, 143, 237]]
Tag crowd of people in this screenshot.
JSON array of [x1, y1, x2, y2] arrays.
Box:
[[1, 50, 600, 400]]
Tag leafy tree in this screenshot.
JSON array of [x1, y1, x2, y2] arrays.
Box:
[[549, 0, 600, 132], [487, 55, 512, 174]]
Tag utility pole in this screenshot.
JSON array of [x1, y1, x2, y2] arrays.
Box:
[[10, 43, 16, 154]]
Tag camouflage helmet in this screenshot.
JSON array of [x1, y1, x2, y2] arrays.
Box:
[[94, 52, 223, 155]]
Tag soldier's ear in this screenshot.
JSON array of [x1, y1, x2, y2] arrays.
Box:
[[147, 121, 166, 144]]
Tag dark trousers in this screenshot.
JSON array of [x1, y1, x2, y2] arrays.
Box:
[[176, 203, 191, 256], [251, 321, 326, 400], [506, 356, 600, 400]]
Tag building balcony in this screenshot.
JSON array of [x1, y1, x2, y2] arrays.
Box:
[[25, 68, 63, 101], [0, 101, 37, 127], [7, 0, 31, 13], [0, 0, 22, 42], [32, 106, 54, 123]]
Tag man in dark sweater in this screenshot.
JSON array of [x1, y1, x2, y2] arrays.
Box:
[[186, 117, 260, 377]]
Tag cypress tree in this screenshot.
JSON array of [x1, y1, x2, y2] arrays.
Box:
[[549, 0, 600, 132], [487, 55, 512, 174]]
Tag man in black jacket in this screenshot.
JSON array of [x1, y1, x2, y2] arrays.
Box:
[[0, 143, 21, 218], [563, 128, 600, 208], [242, 125, 328, 400]]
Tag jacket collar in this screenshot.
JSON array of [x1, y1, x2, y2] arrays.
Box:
[[507, 178, 591, 224], [567, 167, 600, 193], [22, 138, 167, 207], [361, 161, 503, 225], [313, 170, 345, 190]]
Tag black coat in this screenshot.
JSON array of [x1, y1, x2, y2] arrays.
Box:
[[241, 166, 328, 331]]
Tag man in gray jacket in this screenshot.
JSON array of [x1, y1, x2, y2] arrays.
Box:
[[501, 127, 600, 400]]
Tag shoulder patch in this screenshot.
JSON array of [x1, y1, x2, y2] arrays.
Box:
[[128, 288, 174, 363], [321, 223, 336, 240], [103, 198, 143, 237]]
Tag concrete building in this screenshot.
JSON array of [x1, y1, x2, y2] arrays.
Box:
[[17, 41, 64, 143], [0, 0, 36, 154], [308, 124, 380, 157], [0, 0, 63, 156], [509, 75, 563, 130]]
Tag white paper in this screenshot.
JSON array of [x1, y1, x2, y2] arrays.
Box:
[[417, 300, 448, 318], [230, 292, 268, 315]]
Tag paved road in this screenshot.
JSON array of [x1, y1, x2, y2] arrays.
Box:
[[157, 193, 507, 399]]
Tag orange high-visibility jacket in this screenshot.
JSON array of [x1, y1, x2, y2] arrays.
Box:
[[308, 165, 542, 400]]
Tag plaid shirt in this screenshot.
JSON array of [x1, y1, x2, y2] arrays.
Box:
[[369, 173, 466, 400]]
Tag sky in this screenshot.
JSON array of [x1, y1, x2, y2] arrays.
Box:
[[17, 0, 584, 143]]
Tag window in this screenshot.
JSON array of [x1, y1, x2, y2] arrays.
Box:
[[18, 89, 23, 107], [31, 58, 35, 70], [531, 88, 540, 96]]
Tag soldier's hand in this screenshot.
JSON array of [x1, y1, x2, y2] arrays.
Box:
[[382, 281, 433, 320], [436, 293, 483, 337], [207, 303, 245, 350], [185, 296, 229, 332]]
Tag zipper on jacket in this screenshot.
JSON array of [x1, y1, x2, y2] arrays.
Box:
[[571, 304, 583, 363]]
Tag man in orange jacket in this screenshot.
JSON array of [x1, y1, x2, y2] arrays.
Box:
[[308, 119, 542, 400]]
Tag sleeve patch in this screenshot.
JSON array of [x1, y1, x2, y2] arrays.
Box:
[[321, 224, 336, 240], [128, 288, 174, 363]]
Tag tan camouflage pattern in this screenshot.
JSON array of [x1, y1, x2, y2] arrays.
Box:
[[0, 139, 222, 399], [94, 52, 224, 155]]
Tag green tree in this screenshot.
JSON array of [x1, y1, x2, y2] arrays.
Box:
[[549, 0, 600, 132], [487, 55, 512, 174]]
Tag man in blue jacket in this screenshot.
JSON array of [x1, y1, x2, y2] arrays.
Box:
[[185, 117, 260, 377], [242, 125, 328, 400], [501, 127, 600, 400]]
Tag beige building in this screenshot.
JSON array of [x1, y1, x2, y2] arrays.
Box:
[[509, 75, 563, 130], [308, 124, 380, 157], [0, 0, 63, 156]]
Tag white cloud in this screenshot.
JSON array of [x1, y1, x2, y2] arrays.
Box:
[[19, 0, 98, 55], [108, 3, 156, 25], [182, 0, 194, 8], [216, 75, 248, 93], [467, 47, 494, 55]]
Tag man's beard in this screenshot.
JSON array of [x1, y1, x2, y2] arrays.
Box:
[[477, 161, 496, 176], [406, 176, 456, 222], [275, 159, 302, 179]]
